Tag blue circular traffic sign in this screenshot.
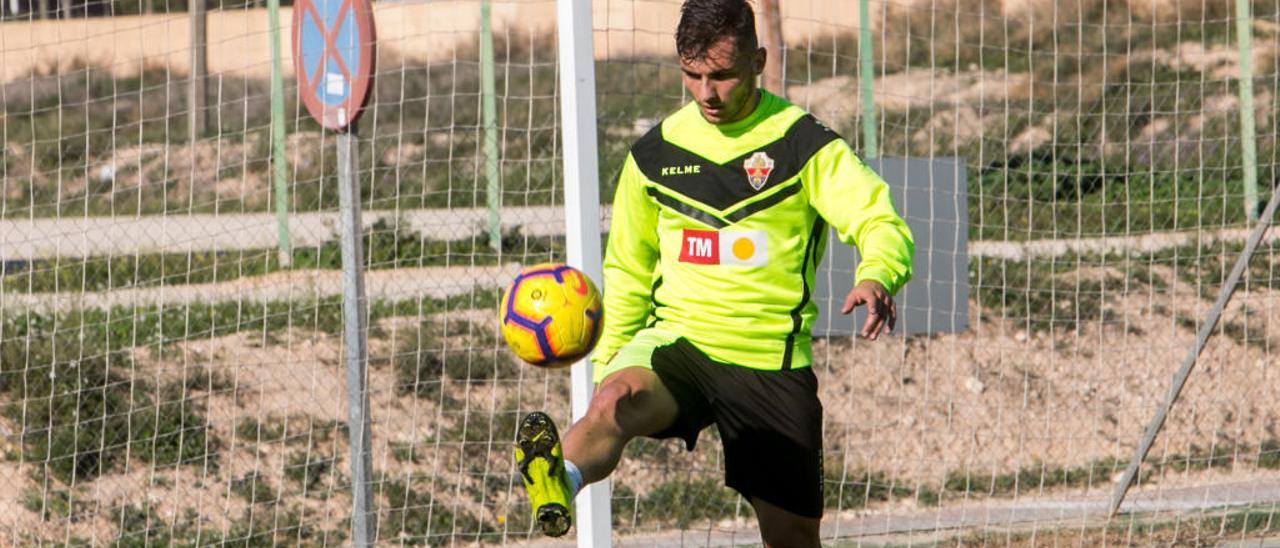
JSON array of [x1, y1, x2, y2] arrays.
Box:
[[293, 0, 375, 131]]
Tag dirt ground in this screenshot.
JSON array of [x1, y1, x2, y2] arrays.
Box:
[[814, 287, 1279, 488], [0, 273, 1276, 543]]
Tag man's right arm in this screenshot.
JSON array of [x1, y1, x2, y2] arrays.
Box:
[[591, 153, 660, 370]]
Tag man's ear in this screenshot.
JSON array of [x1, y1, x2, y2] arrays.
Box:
[[753, 47, 767, 75]]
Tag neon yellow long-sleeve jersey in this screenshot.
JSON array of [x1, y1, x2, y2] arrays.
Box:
[[592, 91, 914, 380]]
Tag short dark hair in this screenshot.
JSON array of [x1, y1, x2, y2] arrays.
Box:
[[675, 0, 758, 61]]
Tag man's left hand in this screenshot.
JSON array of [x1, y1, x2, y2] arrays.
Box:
[[841, 280, 896, 340]]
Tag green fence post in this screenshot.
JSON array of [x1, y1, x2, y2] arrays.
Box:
[[481, 0, 501, 252], [1236, 0, 1259, 222], [859, 0, 878, 159], [269, 0, 292, 265]]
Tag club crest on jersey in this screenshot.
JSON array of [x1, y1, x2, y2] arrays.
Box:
[[744, 151, 774, 191]]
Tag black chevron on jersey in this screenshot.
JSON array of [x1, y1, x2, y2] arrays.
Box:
[[630, 114, 841, 213]]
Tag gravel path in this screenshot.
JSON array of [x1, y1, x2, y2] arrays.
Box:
[[0, 207, 584, 261], [3, 207, 1271, 262], [0, 263, 525, 312], [2, 207, 1274, 311], [518, 477, 1280, 547]]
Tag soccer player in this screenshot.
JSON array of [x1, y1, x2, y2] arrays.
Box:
[[515, 0, 914, 543]]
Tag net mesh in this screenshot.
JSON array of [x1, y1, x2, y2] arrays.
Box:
[[1, 0, 1278, 544]]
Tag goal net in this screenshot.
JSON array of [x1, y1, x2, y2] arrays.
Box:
[[0, 0, 1277, 544]]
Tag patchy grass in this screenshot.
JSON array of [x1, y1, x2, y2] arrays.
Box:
[[229, 471, 277, 506], [393, 318, 518, 402], [941, 458, 1127, 499], [633, 477, 747, 528], [1, 219, 563, 293], [284, 449, 337, 496], [379, 478, 493, 545], [825, 440, 1279, 512], [825, 469, 941, 510], [233, 414, 347, 448], [0, 333, 217, 484], [973, 238, 1280, 338], [110, 501, 339, 547], [949, 506, 1280, 547], [0, 290, 502, 359], [971, 157, 1269, 241], [0, 291, 497, 486], [22, 485, 93, 522], [6, 13, 1278, 238], [971, 255, 1129, 334]]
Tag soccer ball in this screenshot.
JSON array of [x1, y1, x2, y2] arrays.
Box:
[[499, 263, 603, 368]]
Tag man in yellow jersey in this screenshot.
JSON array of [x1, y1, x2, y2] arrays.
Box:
[[515, 0, 914, 542]]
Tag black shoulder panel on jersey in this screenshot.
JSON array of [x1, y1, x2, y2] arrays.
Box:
[[628, 122, 668, 181], [629, 114, 842, 213]]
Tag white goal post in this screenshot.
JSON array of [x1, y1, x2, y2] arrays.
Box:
[[557, 0, 611, 546]]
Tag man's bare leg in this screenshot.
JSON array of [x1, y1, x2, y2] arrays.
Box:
[[752, 496, 821, 548], [561, 367, 680, 484]]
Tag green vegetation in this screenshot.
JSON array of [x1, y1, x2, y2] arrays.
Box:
[[824, 439, 1280, 511], [380, 478, 492, 545], [0, 330, 216, 484], [5, 11, 1275, 228], [627, 478, 747, 528], [1261, 439, 1280, 469], [0, 289, 500, 355], [230, 471, 277, 506], [393, 319, 518, 402], [951, 506, 1280, 546], [971, 156, 1275, 241], [284, 449, 336, 495], [0, 33, 598, 217], [0, 290, 496, 484], [824, 469, 940, 510], [1148, 438, 1280, 475], [21, 485, 92, 522], [941, 458, 1127, 499], [1201, 508, 1280, 536], [973, 238, 1280, 337], [234, 414, 347, 447], [972, 254, 1125, 334], [2, 219, 563, 293], [110, 502, 337, 547]]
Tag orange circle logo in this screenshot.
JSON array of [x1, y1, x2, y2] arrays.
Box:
[[732, 237, 755, 260]]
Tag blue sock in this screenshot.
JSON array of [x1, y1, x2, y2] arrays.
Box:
[[563, 459, 583, 497]]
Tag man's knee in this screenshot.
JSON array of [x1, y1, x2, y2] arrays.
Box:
[[585, 368, 674, 436], [583, 380, 631, 428]]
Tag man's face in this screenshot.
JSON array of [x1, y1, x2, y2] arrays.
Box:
[[680, 36, 765, 125]]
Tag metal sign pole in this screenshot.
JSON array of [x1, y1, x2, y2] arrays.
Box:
[[292, 0, 376, 540], [337, 125, 375, 546]]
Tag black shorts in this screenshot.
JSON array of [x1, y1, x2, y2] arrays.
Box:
[[646, 338, 825, 519]]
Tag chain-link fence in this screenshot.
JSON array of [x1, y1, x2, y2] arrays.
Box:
[[1, 0, 1278, 544]]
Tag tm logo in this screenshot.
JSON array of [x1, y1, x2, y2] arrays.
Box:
[[661, 165, 702, 177], [679, 230, 719, 264], [678, 229, 767, 267]]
